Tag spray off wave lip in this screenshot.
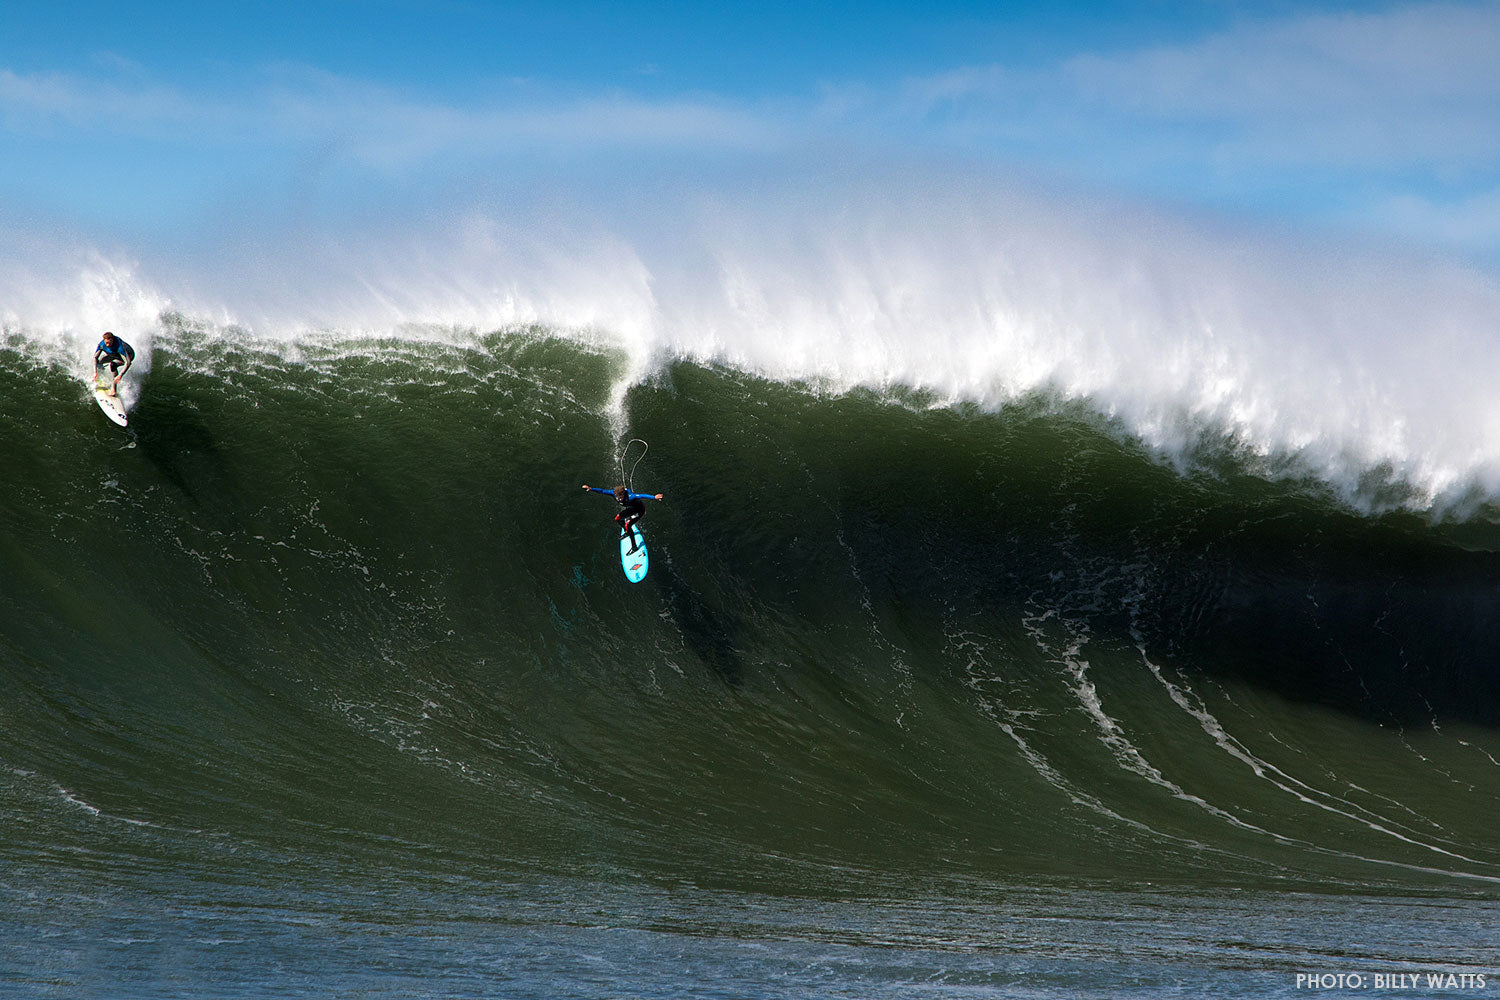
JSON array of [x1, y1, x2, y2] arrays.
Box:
[[8, 176, 1500, 515]]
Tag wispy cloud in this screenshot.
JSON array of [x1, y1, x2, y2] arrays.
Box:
[[1063, 3, 1500, 169], [902, 1, 1500, 174], [263, 75, 785, 167], [0, 68, 200, 131], [8, 3, 1496, 174], [4, 2, 1500, 254], [1373, 186, 1500, 250], [0, 64, 785, 164]]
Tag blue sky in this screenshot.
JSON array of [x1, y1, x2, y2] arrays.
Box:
[[3, 0, 1499, 258]]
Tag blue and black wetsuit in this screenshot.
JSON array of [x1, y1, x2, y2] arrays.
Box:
[[94, 335, 135, 376], [585, 486, 658, 553]]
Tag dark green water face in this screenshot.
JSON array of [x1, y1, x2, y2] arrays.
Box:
[[3, 328, 1499, 995]]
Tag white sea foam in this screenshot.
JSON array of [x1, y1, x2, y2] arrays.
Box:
[[5, 172, 1500, 511]]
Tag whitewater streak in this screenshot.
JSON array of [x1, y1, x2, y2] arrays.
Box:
[[6, 175, 1500, 511]]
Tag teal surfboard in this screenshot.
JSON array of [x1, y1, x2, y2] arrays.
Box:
[[619, 526, 648, 583]]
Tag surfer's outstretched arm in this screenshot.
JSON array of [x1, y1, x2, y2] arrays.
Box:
[[582, 485, 660, 499], [582, 485, 661, 502]]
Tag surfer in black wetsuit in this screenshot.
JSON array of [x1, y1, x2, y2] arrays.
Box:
[[582, 484, 663, 554], [93, 331, 135, 394]]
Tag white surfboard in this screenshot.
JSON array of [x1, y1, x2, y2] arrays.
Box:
[[92, 375, 128, 426]]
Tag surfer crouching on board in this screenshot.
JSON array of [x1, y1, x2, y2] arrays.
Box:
[[93, 332, 135, 395], [582, 484, 663, 554]]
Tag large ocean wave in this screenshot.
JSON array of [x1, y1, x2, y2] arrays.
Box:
[[4, 325, 1500, 895]]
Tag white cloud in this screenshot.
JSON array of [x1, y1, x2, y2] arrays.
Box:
[[11, 3, 1495, 175], [1067, 5, 1500, 112], [272, 87, 785, 167], [5, 4, 1500, 254], [0, 68, 199, 132], [1372, 187, 1500, 249], [904, 1, 1500, 171], [0, 63, 785, 164]]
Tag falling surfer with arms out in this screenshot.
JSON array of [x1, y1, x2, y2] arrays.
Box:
[[582, 484, 663, 583]]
